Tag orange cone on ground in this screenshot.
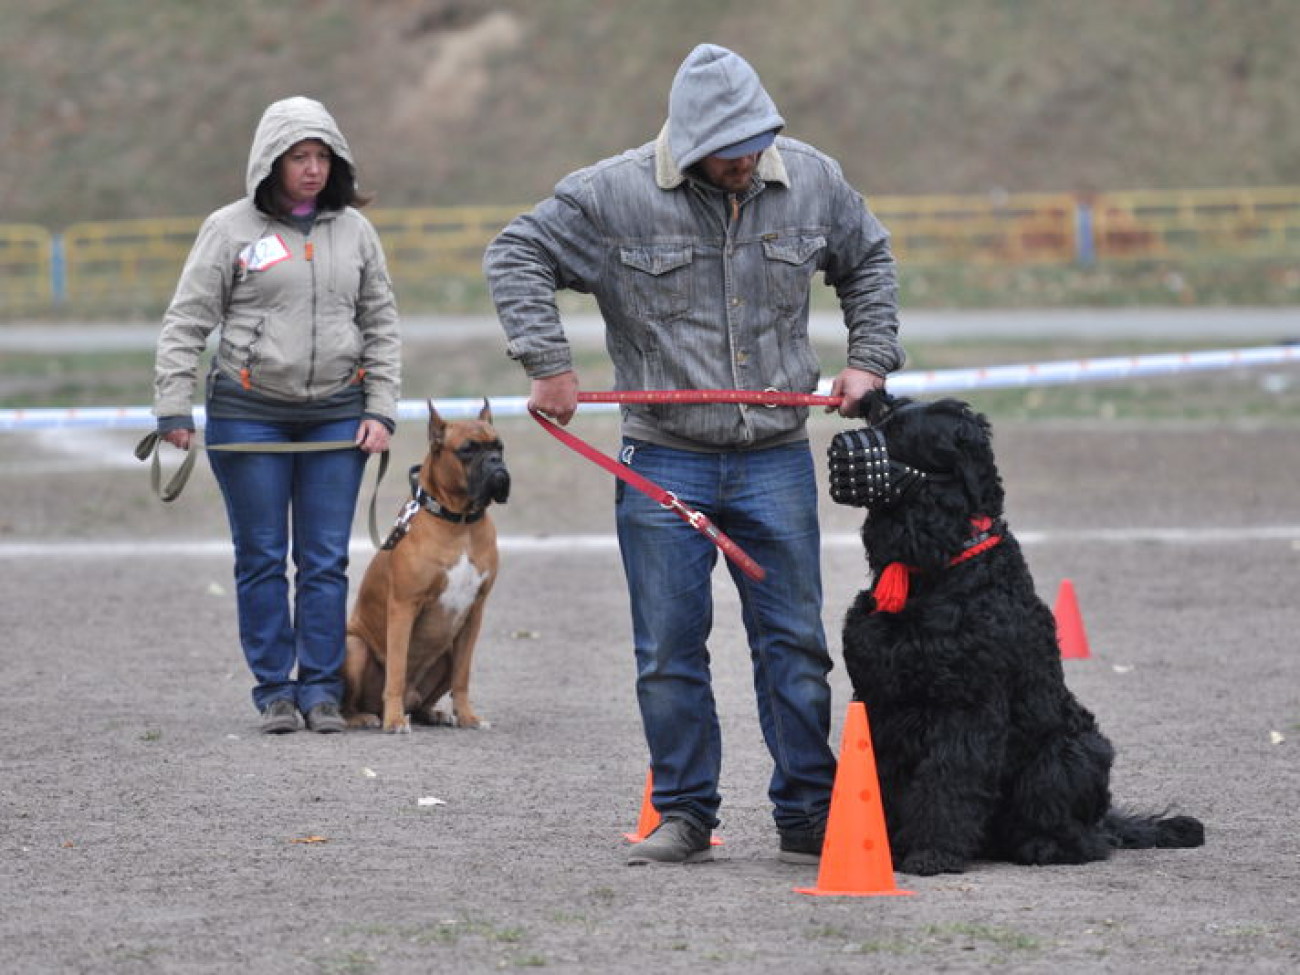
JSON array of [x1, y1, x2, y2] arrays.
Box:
[[795, 702, 914, 897], [1054, 578, 1092, 659], [622, 769, 660, 842], [622, 768, 724, 846]]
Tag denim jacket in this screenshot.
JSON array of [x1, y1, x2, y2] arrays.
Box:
[[484, 127, 902, 449]]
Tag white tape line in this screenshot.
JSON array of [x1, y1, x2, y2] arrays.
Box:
[[2, 525, 1298, 559], [2, 345, 1297, 432]]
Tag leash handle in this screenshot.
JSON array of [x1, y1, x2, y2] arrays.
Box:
[[134, 430, 199, 503], [529, 406, 766, 582]]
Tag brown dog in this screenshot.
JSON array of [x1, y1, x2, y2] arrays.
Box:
[[343, 400, 510, 733]]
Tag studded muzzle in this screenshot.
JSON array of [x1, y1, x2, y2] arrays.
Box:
[[827, 425, 932, 509]]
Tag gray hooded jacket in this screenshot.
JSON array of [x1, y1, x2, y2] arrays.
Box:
[[153, 96, 400, 426], [483, 43, 901, 449]]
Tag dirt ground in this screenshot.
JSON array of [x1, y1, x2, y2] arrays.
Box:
[[2, 392, 1299, 972]]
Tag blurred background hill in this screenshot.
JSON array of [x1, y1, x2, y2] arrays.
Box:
[[5, 0, 1300, 227]]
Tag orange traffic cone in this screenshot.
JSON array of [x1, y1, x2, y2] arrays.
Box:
[[622, 768, 724, 846], [796, 702, 914, 897], [1054, 578, 1092, 659], [622, 769, 660, 842]]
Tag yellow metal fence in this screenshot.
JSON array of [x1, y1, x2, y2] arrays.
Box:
[[1090, 186, 1300, 261], [0, 225, 55, 316], [5, 186, 1300, 316]]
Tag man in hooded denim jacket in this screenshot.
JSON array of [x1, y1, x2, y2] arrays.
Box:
[[484, 44, 903, 864]]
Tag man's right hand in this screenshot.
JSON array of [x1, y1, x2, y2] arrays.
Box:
[[529, 371, 580, 425]]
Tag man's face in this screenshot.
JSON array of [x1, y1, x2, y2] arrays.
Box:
[[698, 151, 761, 194]]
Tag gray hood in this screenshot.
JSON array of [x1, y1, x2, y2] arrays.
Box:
[[666, 44, 785, 172], [245, 96, 355, 198]]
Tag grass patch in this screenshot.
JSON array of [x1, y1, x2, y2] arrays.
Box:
[[311, 949, 376, 975], [844, 921, 1042, 958], [331, 918, 543, 970]]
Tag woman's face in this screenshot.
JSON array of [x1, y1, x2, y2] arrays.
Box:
[[279, 139, 331, 205]]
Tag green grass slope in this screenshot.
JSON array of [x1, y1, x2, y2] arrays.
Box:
[[4, 0, 1300, 228]]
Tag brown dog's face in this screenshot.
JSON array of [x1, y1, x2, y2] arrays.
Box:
[[455, 434, 511, 508], [427, 400, 511, 510]]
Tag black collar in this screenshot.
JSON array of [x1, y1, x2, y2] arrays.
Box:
[[409, 464, 486, 525], [379, 466, 485, 551]]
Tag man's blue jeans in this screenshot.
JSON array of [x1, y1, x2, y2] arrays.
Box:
[[206, 416, 367, 713], [615, 438, 837, 834]]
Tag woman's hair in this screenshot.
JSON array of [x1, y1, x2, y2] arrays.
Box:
[[253, 148, 374, 217]]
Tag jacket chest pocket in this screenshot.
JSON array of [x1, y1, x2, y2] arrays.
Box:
[[617, 244, 693, 322], [762, 234, 826, 315]]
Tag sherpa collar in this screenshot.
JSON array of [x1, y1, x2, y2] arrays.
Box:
[[653, 123, 789, 191]]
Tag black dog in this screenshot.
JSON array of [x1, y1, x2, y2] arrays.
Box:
[[832, 395, 1203, 876]]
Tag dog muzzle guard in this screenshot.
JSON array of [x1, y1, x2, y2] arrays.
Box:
[[827, 425, 930, 510]]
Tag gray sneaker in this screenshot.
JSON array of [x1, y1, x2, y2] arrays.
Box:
[[627, 816, 714, 865], [260, 698, 301, 734], [305, 701, 347, 734]]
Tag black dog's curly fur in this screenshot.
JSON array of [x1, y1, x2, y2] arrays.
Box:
[[839, 396, 1203, 876]]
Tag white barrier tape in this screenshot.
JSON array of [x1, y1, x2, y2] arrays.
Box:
[[2, 344, 1297, 432]]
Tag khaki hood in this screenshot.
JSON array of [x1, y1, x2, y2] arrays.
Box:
[[245, 96, 355, 198]]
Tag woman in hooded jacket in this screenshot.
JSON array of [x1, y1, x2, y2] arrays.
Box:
[[152, 96, 401, 734]]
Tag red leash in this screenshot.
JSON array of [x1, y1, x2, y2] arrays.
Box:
[[575, 389, 841, 408], [530, 389, 843, 583]]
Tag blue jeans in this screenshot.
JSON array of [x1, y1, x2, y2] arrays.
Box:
[[615, 438, 836, 834], [206, 416, 367, 713]]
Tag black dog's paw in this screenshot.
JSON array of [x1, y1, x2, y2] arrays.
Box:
[[897, 849, 967, 876]]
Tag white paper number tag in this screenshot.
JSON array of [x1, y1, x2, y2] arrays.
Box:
[[237, 234, 292, 273]]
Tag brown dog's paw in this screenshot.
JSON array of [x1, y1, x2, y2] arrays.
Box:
[[414, 706, 489, 729], [411, 706, 452, 727], [383, 715, 412, 734], [346, 712, 381, 730], [453, 707, 486, 729]]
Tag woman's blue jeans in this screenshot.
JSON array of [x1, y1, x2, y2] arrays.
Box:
[[206, 416, 367, 713], [615, 438, 837, 834]]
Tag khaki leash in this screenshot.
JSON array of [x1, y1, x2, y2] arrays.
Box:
[[134, 431, 390, 548]]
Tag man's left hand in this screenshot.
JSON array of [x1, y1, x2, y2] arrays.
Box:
[[826, 367, 886, 418]]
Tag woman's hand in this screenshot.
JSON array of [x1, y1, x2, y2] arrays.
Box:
[[355, 418, 391, 454], [162, 429, 194, 450]]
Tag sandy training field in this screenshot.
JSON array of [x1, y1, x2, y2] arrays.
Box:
[[2, 404, 1299, 972]]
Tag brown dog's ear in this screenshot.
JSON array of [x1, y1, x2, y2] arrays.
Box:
[[427, 398, 446, 451], [479, 397, 492, 424]]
